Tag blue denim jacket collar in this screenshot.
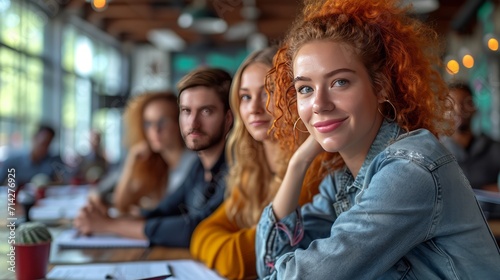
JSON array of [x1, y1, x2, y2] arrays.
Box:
[[346, 120, 401, 191]]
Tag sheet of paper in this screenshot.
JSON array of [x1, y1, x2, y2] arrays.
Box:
[[166, 260, 226, 280], [44, 185, 91, 197], [55, 229, 150, 248], [28, 185, 90, 222], [46, 261, 171, 280], [47, 260, 227, 280], [29, 194, 87, 221]]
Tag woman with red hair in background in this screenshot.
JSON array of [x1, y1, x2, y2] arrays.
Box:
[[256, 0, 500, 279], [83, 92, 197, 216]]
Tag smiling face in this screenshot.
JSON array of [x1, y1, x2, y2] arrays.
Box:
[[238, 62, 273, 142], [293, 40, 383, 157], [179, 86, 230, 152]]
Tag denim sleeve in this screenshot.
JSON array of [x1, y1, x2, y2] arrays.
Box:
[[256, 177, 336, 279], [265, 159, 436, 279]]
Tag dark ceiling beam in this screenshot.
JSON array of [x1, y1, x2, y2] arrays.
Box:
[[214, 3, 301, 24], [87, 4, 154, 23], [258, 3, 302, 19], [428, 4, 465, 35], [86, 4, 183, 19], [120, 27, 201, 44], [111, 0, 173, 3], [106, 19, 178, 36]]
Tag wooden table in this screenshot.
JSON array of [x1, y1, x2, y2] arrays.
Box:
[[47, 226, 192, 266], [145, 246, 192, 261], [50, 243, 192, 264]]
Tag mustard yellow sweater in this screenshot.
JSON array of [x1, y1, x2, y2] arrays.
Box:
[[190, 188, 319, 279]]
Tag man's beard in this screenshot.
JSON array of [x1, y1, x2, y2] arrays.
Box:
[[183, 123, 226, 152]]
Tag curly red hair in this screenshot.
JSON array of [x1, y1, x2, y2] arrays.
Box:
[[268, 0, 453, 181]]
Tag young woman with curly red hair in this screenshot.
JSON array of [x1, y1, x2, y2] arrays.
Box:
[[255, 0, 500, 278]]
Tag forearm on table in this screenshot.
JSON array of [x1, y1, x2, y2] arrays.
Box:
[[103, 217, 147, 240]]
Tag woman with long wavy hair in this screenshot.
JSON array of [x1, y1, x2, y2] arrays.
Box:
[[112, 92, 197, 214], [255, 0, 500, 278], [190, 47, 319, 279]]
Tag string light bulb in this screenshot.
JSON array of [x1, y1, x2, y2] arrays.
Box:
[[484, 33, 499, 52], [462, 54, 474, 68], [488, 38, 499, 51], [446, 59, 460, 75], [91, 0, 107, 11]]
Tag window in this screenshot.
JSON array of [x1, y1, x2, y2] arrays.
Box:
[[0, 0, 46, 154], [0, 0, 126, 166], [61, 25, 124, 164]]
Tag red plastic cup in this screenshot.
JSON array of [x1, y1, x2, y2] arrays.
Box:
[[14, 242, 51, 280]]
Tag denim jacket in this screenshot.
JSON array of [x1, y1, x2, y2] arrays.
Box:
[[256, 121, 500, 279]]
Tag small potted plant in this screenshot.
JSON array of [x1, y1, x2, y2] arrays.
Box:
[[15, 222, 52, 280]]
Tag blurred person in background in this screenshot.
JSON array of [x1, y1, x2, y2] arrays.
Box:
[[89, 92, 198, 215], [71, 129, 109, 185], [441, 82, 500, 192], [0, 124, 65, 188]]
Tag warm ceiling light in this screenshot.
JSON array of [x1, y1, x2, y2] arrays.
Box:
[[446, 59, 460, 75], [488, 38, 499, 51], [91, 0, 108, 11], [462, 54, 474, 68]]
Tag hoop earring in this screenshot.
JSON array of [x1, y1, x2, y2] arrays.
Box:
[[293, 117, 308, 133], [378, 99, 397, 122]]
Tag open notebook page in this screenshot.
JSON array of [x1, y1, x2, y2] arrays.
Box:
[[46, 261, 171, 280], [55, 229, 150, 248]]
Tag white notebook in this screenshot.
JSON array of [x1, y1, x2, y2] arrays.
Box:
[[46, 261, 171, 280], [55, 229, 150, 248], [47, 260, 226, 280]]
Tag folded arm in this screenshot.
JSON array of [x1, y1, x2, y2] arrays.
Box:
[[259, 160, 436, 279]]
